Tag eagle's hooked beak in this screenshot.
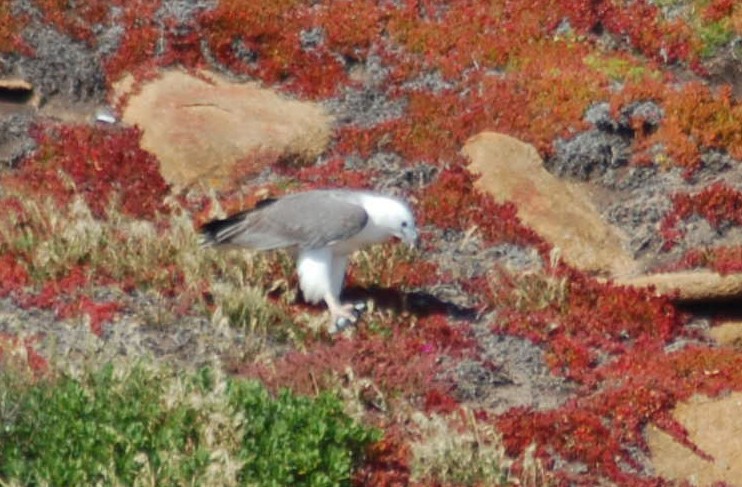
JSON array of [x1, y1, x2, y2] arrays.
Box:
[[404, 228, 420, 250]]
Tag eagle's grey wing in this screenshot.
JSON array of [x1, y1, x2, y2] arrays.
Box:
[[200, 191, 369, 250]]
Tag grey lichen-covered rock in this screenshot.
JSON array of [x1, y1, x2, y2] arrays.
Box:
[[605, 192, 672, 257], [583, 101, 616, 131], [324, 54, 406, 127], [326, 86, 406, 127], [12, 27, 106, 103], [583, 100, 664, 133], [0, 112, 35, 167], [549, 130, 630, 181], [627, 100, 664, 128], [549, 100, 664, 183], [358, 152, 438, 192]]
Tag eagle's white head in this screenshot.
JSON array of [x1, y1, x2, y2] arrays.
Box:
[[360, 193, 419, 248]]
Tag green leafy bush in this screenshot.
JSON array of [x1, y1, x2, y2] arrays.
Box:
[[234, 383, 379, 486], [0, 362, 378, 486]]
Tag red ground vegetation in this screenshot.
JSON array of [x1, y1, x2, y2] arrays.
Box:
[[0, 334, 49, 378], [678, 84, 741, 145], [15, 266, 121, 337], [27, 0, 727, 161], [492, 264, 682, 385], [0, 3, 30, 55], [498, 346, 742, 484], [486, 261, 742, 483], [659, 83, 742, 174], [702, 0, 737, 23], [661, 182, 742, 249], [417, 164, 548, 252], [103, 1, 178, 84], [24, 0, 736, 181], [353, 425, 412, 487], [611, 81, 742, 175], [599, 0, 698, 66], [0, 123, 170, 334], [27, 0, 211, 88], [35, 0, 110, 45], [7, 0, 742, 483], [292, 158, 376, 190], [673, 246, 742, 275], [0, 254, 30, 299], [198, 0, 348, 98], [241, 312, 472, 399], [4, 123, 169, 220]]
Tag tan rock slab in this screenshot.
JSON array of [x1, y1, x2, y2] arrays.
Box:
[[707, 321, 742, 348], [463, 131, 639, 277], [116, 70, 332, 188], [647, 393, 742, 486], [617, 270, 742, 303], [0, 77, 33, 93]]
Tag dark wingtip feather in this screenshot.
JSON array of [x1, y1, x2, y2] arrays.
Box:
[[254, 197, 277, 209], [199, 212, 247, 246], [198, 198, 277, 246]]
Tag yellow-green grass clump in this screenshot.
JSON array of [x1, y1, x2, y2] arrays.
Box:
[[409, 408, 546, 486], [0, 195, 297, 337]]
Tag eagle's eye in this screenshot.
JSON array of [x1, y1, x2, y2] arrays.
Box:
[[401, 221, 408, 228]]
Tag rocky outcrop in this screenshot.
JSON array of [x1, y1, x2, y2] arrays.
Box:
[[707, 321, 742, 348], [464, 131, 742, 305], [647, 393, 742, 486], [116, 69, 332, 189], [463, 131, 640, 277], [616, 270, 742, 302]]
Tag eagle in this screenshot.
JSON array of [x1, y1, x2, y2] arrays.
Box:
[[200, 189, 419, 331]]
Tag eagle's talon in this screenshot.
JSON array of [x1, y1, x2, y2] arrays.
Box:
[[352, 302, 366, 315], [334, 316, 356, 333], [329, 302, 365, 333]]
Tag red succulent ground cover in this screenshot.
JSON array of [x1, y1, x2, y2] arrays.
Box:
[[5, 124, 170, 219], [676, 246, 742, 275], [0, 333, 48, 378], [4, 0, 742, 484], [612, 81, 742, 176], [661, 182, 742, 249], [417, 164, 548, 252], [0, 3, 29, 55], [0, 124, 170, 335], [491, 266, 695, 483]]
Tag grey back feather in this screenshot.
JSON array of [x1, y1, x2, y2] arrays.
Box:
[[199, 190, 369, 250]]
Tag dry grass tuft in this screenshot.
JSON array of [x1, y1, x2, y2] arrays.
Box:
[[0, 194, 298, 340], [491, 250, 568, 313], [410, 408, 512, 486]]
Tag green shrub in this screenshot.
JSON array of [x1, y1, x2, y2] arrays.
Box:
[[0, 362, 379, 486], [232, 382, 379, 486]]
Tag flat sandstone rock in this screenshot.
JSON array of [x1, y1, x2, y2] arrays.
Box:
[[116, 70, 332, 188], [707, 321, 742, 348], [463, 131, 639, 277], [647, 393, 742, 486], [617, 270, 742, 302]]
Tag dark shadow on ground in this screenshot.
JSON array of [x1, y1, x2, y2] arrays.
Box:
[[340, 285, 478, 321], [678, 300, 742, 323]]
